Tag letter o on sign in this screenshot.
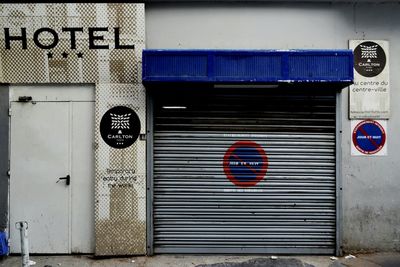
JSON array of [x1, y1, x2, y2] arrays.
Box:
[[33, 28, 59, 49]]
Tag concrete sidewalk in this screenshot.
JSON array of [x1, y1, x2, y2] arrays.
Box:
[[1, 253, 400, 267]]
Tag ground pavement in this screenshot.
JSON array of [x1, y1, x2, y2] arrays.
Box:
[[1, 252, 400, 267]]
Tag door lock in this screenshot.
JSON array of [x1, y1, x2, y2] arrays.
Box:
[[56, 175, 70, 186]]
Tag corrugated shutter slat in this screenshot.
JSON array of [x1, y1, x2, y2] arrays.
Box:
[[152, 88, 336, 254]]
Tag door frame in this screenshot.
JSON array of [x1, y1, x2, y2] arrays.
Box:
[[145, 87, 343, 256], [335, 90, 343, 257], [8, 84, 95, 254], [0, 85, 10, 247], [146, 88, 155, 256]]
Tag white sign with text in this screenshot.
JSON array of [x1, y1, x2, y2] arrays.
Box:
[[349, 40, 390, 119]]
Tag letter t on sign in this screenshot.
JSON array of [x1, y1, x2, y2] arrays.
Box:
[[62, 27, 84, 49]]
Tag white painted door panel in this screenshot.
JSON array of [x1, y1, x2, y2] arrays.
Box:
[[71, 102, 95, 253], [10, 84, 95, 254], [10, 102, 70, 253]]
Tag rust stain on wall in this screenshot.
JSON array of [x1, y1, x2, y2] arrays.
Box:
[[96, 187, 146, 255], [94, 83, 147, 256]]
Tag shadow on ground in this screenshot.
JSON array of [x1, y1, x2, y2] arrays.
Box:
[[196, 258, 315, 267]]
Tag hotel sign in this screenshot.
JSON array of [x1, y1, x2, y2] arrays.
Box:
[[3, 27, 135, 50], [349, 40, 390, 119]]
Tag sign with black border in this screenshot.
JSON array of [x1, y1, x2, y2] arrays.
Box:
[[349, 40, 390, 119]]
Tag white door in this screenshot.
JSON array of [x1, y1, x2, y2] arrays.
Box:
[[9, 85, 94, 254]]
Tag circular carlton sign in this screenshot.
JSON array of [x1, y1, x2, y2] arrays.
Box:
[[223, 141, 268, 187], [352, 120, 386, 155], [100, 106, 141, 149], [354, 41, 386, 77]]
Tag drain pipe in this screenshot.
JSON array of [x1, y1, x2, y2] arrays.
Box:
[[15, 221, 35, 267]]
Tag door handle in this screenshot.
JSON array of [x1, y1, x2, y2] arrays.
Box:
[[57, 175, 70, 186]]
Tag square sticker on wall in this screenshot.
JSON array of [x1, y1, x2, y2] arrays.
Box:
[[351, 120, 387, 156]]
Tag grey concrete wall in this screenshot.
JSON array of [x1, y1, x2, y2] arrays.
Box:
[[146, 3, 400, 252], [0, 85, 9, 231]]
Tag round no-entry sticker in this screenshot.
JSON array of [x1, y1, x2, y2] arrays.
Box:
[[223, 141, 268, 187], [352, 120, 386, 155]]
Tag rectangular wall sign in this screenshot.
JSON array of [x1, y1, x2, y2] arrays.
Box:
[[349, 40, 390, 119], [351, 119, 387, 156]]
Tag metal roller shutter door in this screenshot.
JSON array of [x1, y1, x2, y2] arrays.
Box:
[[152, 88, 336, 254]]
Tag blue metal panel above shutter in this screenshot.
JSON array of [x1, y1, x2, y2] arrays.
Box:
[[142, 50, 353, 85]]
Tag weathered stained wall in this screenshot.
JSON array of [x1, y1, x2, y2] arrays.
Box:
[[0, 4, 146, 255], [0, 85, 8, 232], [146, 2, 400, 252]]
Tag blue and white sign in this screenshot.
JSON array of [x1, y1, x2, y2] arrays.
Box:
[[223, 141, 268, 187], [351, 120, 387, 156]]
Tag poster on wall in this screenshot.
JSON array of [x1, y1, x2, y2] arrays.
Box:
[[351, 119, 387, 156], [349, 40, 390, 119]]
